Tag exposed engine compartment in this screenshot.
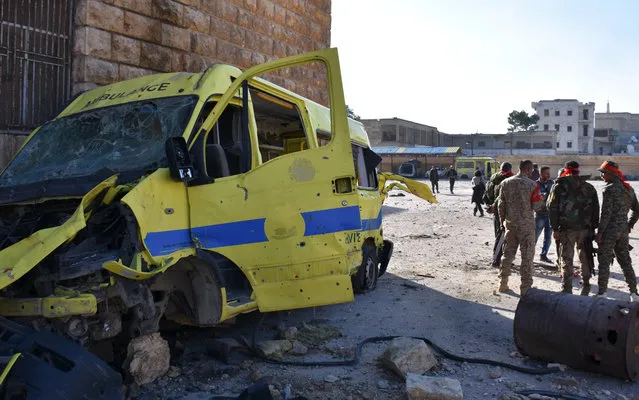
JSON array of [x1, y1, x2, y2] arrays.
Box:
[[0, 196, 169, 356]]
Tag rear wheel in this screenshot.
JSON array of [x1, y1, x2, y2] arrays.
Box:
[[352, 243, 379, 294]]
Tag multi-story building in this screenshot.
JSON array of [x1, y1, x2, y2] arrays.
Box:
[[532, 99, 595, 154], [361, 118, 442, 147]]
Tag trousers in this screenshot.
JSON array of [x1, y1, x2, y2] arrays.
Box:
[[499, 225, 535, 293], [597, 230, 638, 293]]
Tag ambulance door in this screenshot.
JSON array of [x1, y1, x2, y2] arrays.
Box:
[[186, 49, 359, 312]]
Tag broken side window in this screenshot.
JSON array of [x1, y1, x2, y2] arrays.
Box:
[[352, 144, 380, 189], [250, 88, 309, 163]]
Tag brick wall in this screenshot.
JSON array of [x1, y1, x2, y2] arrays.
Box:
[[72, 0, 331, 104]]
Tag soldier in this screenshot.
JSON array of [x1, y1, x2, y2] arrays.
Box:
[[497, 160, 544, 295], [594, 161, 639, 301], [428, 166, 440, 194], [547, 161, 599, 295], [484, 162, 514, 238], [446, 165, 458, 194]]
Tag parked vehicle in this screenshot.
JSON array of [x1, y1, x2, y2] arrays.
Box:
[[455, 157, 499, 179], [398, 159, 424, 178], [0, 49, 436, 387]]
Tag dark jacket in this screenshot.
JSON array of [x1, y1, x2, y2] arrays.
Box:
[[428, 168, 439, 182]]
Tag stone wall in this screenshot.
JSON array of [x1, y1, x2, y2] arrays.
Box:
[[72, 0, 332, 104]]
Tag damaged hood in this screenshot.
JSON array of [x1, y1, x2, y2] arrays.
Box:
[[0, 176, 118, 290]]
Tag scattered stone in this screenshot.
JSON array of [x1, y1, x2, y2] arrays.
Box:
[[289, 341, 308, 355], [278, 326, 299, 341], [248, 367, 262, 382], [546, 362, 567, 372], [406, 373, 463, 400], [166, 365, 181, 378], [509, 351, 524, 358], [324, 374, 339, 383], [257, 340, 293, 358], [551, 375, 578, 387], [123, 332, 170, 386], [528, 395, 555, 400], [377, 379, 389, 389], [381, 337, 438, 378], [488, 368, 502, 379], [296, 323, 342, 345]]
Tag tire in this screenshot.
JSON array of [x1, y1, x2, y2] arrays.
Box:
[[351, 243, 379, 294]]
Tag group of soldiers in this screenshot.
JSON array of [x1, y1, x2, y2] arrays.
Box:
[[483, 159, 639, 301]]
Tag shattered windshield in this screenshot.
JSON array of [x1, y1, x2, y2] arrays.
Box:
[[0, 96, 197, 188]]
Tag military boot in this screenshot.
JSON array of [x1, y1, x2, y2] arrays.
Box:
[[498, 278, 509, 293], [580, 281, 591, 296]]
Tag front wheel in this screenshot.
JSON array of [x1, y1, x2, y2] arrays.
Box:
[[351, 244, 379, 294]]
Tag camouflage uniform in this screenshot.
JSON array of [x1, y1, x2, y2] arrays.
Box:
[[498, 173, 545, 294], [547, 176, 599, 293], [597, 176, 639, 294], [484, 172, 511, 237]]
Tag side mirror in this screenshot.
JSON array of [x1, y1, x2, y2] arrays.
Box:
[[165, 137, 195, 182]]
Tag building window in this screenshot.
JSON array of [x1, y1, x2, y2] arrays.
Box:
[[544, 109, 549, 116], [398, 126, 406, 142], [583, 125, 589, 136], [557, 142, 560, 148], [583, 109, 589, 120], [554, 124, 559, 131], [555, 110, 560, 116], [567, 125, 572, 132], [567, 141, 573, 148], [543, 124, 549, 131], [381, 125, 396, 142], [478, 141, 486, 147], [567, 110, 573, 116]]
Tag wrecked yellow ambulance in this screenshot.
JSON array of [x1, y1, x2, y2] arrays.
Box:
[[0, 49, 435, 357]]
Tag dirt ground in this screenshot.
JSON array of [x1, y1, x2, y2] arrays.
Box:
[[139, 178, 639, 400]]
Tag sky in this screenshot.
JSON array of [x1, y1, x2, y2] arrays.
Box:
[[330, 0, 639, 134]]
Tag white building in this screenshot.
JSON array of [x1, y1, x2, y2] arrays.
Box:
[[531, 99, 595, 154]]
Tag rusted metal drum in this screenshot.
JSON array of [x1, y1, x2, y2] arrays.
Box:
[[514, 288, 639, 381]]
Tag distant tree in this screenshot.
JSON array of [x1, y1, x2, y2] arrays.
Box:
[[346, 105, 360, 120], [507, 110, 539, 132]]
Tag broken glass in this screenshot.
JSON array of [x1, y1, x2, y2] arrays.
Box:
[[0, 96, 198, 188]]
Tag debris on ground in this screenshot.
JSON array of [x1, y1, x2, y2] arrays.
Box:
[[257, 340, 293, 358], [381, 337, 438, 378], [406, 373, 463, 400], [123, 332, 171, 386], [295, 323, 342, 346]]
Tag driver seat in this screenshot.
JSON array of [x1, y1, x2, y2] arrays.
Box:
[[205, 144, 230, 178]]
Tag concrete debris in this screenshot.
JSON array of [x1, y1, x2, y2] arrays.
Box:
[[324, 374, 339, 383], [551, 375, 578, 387], [166, 365, 181, 378], [406, 373, 463, 400], [377, 379, 390, 389], [546, 362, 567, 372], [257, 340, 293, 358], [289, 341, 308, 355], [382, 337, 438, 378], [123, 332, 171, 386], [278, 326, 299, 341], [297, 323, 342, 345], [487, 368, 502, 379]]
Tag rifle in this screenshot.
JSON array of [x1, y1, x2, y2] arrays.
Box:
[[492, 227, 505, 267], [583, 231, 597, 277]]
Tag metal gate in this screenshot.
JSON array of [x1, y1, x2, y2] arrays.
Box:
[[0, 0, 73, 134]]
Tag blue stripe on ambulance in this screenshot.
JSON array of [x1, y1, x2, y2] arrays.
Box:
[[360, 209, 382, 231], [144, 206, 363, 257]]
